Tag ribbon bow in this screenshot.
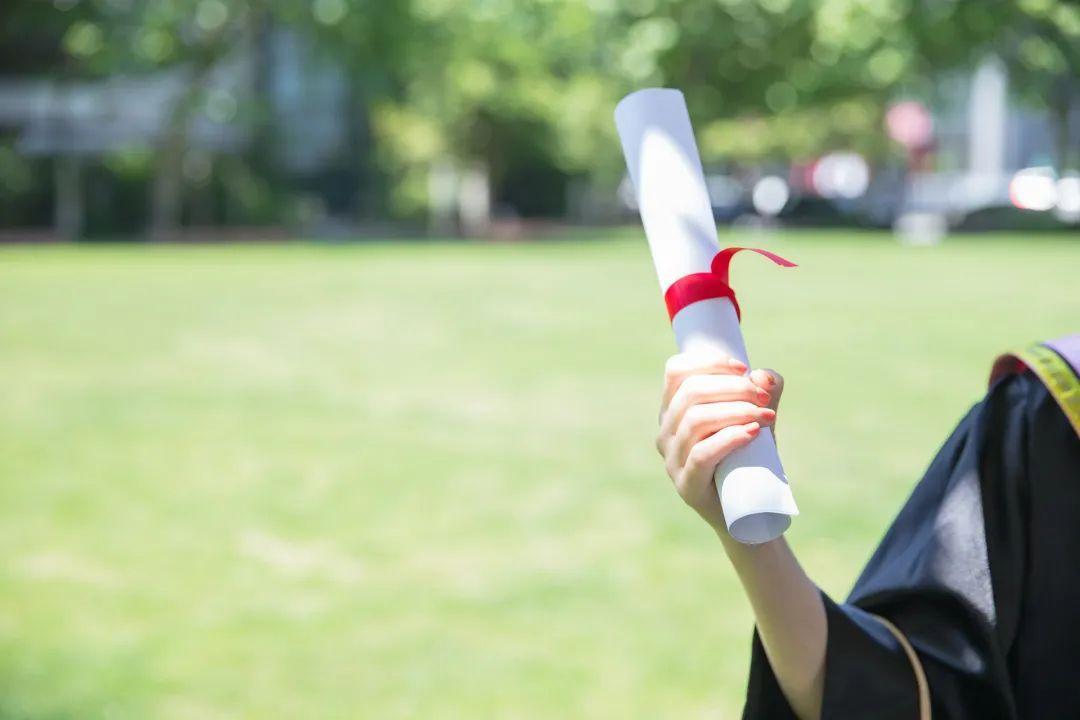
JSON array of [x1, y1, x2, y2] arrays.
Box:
[[663, 246, 796, 323]]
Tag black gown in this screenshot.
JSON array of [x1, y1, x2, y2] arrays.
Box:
[[743, 370, 1080, 719]]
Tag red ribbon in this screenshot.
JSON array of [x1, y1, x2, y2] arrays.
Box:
[[663, 247, 796, 322]]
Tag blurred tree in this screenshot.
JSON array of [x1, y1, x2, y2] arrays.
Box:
[[366, 0, 629, 228], [1, 1, 103, 238], [965, 0, 1078, 170], [68, 0, 266, 240], [1, 0, 264, 238], [633, 0, 1078, 168], [0, 2, 81, 75], [3, 0, 1077, 234], [273, 0, 416, 221], [894, 0, 1078, 169], [635, 0, 908, 162]]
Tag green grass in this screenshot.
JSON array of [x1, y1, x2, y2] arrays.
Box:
[[0, 230, 1077, 719]]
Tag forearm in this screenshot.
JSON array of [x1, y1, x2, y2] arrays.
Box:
[[720, 532, 826, 720], [652, 355, 823, 715]]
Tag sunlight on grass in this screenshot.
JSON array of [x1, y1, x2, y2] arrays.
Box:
[[0, 231, 1077, 718]]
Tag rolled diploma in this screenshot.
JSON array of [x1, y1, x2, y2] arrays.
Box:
[[614, 88, 797, 544]]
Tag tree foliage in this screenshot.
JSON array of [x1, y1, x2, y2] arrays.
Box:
[[3, 0, 1077, 226]]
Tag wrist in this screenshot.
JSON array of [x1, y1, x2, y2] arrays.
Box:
[[715, 524, 746, 558], [716, 526, 785, 565]]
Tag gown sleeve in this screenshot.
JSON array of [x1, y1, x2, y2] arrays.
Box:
[[742, 372, 1056, 719], [743, 591, 925, 719]]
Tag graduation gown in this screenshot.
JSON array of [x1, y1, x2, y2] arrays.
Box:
[[743, 350, 1080, 719]]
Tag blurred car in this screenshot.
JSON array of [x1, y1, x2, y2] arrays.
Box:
[[892, 168, 1079, 232]]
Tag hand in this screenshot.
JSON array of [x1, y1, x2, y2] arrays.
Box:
[[656, 351, 783, 532]]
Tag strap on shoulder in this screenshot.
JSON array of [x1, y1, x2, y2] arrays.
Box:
[[870, 613, 932, 720]]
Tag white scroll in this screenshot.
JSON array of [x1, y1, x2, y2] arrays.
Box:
[[614, 88, 797, 544]]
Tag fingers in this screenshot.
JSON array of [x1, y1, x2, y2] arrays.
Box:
[[749, 368, 784, 412], [671, 401, 775, 465], [659, 373, 771, 442], [656, 358, 785, 530], [679, 422, 761, 492], [661, 352, 748, 413]]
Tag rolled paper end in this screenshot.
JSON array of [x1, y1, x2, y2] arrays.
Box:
[[716, 425, 797, 544], [721, 470, 799, 544]]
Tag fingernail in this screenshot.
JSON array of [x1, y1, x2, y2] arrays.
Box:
[[759, 408, 776, 421], [756, 388, 771, 404], [744, 422, 761, 436], [729, 358, 748, 373]]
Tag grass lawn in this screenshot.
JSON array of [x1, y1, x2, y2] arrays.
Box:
[[0, 230, 1077, 719]]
